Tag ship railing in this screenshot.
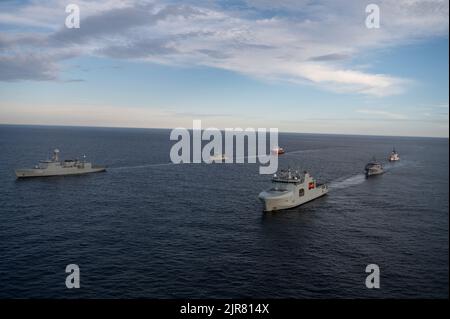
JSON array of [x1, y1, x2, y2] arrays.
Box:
[[272, 177, 304, 183]]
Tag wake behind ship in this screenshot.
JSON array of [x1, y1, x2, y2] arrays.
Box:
[[15, 149, 106, 178]]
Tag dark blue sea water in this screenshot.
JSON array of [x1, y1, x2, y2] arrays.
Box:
[[0, 125, 448, 298]]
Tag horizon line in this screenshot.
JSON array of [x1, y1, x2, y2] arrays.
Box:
[[0, 122, 448, 140]]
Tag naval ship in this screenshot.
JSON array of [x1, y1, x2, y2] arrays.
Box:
[[15, 149, 106, 178], [364, 158, 384, 177], [258, 168, 328, 212], [272, 146, 285, 155], [388, 147, 400, 161], [209, 153, 228, 162]]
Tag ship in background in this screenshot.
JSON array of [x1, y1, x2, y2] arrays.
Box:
[[365, 157, 384, 177], [272, 146, 285, 155], [389, 147, 400, 161], [15, 149, 106, 178]]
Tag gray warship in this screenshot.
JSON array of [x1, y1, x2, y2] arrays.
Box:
[[365, 158, 384, 177], [15, 149, 106, 178]]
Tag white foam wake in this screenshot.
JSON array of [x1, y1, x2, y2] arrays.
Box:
[[111, 162, 175, 170], [329, 174, 366, 190]]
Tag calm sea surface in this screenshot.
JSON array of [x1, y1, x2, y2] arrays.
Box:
[[0, 125, 448, 298]]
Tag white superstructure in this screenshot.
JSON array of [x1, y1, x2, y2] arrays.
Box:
[[208, 153, 228, 162], [258, 168, 328, 212], [15, 149, 106, 178], [388, 148, 400, 161]]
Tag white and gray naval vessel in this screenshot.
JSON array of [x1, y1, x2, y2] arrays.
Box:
[[15, 149, 106, 178], [364, 158, 384, 177], [388, 147, 400, 162], [258, 168, 328, 212]]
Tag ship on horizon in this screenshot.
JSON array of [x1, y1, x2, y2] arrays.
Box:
[[365, 157, 384, 177], [389, 147, 400, 161]]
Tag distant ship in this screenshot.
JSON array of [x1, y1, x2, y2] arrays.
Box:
[[209, 153, 228, 162], [15, 149, 106, 178], [272, 147, 285, 155], [388, 147, 400, 161], [365, 158, 384, 177], [258, 168, 328, 211]]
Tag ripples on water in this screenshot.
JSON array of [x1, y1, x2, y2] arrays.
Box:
[[0, 125, 448, 298]]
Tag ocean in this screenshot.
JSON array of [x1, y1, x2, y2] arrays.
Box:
[[0, 125, 448, 298]]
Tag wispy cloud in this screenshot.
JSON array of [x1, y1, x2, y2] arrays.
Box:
[[0, 0, 448, 96], [0, 103, 267, 129], [308, 53, 351, 62], [356, 109, 409, 120]]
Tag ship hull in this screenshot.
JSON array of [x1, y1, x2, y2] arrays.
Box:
[[365, 168, 384, 177], [15, 167, 106, 178], [259, 186, 328, 212]]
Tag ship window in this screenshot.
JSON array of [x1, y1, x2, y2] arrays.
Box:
[[299, 189, 304, 197], [271, 183, 288, 192]]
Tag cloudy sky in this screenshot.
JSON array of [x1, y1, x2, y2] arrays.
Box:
[[0, 0, 448, 137]]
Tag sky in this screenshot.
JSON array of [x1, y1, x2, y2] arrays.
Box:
[[0, 0, 448, 137]]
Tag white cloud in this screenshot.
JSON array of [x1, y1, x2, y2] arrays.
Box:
[[0, 0, 448, 96]]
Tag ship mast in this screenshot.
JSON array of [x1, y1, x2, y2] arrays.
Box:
[[53, 149, 60, 162]]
